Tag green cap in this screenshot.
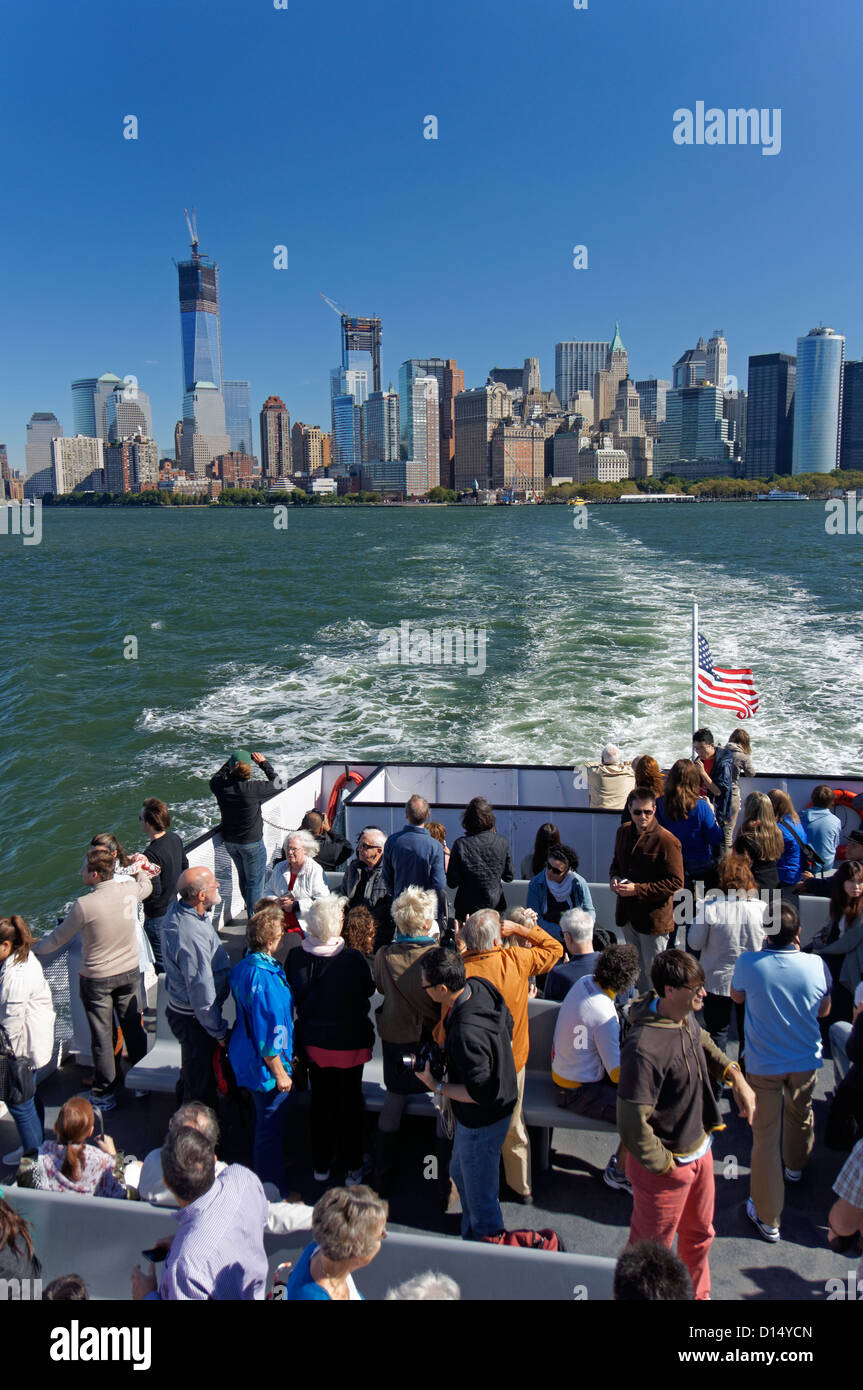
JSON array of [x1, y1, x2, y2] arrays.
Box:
[[229, 749, 252, 766]]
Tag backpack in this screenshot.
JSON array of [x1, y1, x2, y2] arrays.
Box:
[[481, 1228, 564, 1252]]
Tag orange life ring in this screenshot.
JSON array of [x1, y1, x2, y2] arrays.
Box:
[[326, 770, 365, 826]]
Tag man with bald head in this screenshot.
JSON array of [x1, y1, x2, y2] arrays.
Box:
[[162, 867, 231, 1103]]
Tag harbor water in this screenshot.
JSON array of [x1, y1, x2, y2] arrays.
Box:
[[2, 500, 861, 929]]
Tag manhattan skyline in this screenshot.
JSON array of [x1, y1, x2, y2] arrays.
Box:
[[3, 0, 862, 466]]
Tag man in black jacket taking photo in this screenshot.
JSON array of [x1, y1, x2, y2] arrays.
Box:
[[417, 947, 517, 1240]]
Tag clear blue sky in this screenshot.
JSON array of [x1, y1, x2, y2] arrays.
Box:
[[3, 0, 862, 465]]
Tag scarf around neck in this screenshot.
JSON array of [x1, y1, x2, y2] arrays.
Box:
[[547, 870, 576, 903], [302, 936, 345, 957]]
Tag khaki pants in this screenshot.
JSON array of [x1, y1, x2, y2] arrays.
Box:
[[622, 924, 670, 994], [748, 1070, 817, 1228], [502, 1065, 531, 1197]]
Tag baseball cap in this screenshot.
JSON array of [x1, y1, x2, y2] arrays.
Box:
[[229, 749, 252, 767]]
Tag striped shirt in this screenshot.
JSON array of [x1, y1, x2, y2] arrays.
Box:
[[157, 1164, 269, 1300]]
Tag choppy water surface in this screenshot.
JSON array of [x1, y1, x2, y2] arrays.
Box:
[[2, 501, 862, 926]]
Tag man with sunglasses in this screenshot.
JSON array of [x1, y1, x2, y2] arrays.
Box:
[[617, 949, 756, 1300], [342, 827, 392, 949], [610, 787, 684, 993]]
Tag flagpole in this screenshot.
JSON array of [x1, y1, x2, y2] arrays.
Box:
[[691, 601, 699, 744]]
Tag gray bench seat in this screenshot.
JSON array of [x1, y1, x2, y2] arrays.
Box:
[[9, 1186, 615, 1301]]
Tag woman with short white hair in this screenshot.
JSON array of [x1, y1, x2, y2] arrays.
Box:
[[285, 895, 374, 1187], [263, 831, 330, 943]]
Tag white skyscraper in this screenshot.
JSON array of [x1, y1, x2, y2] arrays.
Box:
[[706, 332, 728, 391]]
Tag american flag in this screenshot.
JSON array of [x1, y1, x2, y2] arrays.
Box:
[[697, 634, 759, 720]]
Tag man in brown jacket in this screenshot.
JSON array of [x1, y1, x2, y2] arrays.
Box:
[[460, 909, 563, 1202], [34, 845, 152, 1110], [610, 786, 684, 992]]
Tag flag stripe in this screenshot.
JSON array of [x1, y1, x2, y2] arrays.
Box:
[[697, 632, 759, 720]]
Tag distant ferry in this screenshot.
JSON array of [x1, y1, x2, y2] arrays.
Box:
[[757, 489, 810, 500]]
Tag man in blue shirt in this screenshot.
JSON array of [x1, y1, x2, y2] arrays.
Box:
[[731, 904, 831, 1243], [131, 1127, 269, 1300], [381, 795, 447, 925], [800, 786, 842, 875], [162, 867, 231, 1105]]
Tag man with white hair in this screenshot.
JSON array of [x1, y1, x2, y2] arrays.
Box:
[[262, 831, 330, 941], [342, 826, 392, 949], [460, 908, 562, 1203], [544, 908, 601, 1003], [584, 744, 636, 811]]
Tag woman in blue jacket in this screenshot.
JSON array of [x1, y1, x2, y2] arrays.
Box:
[[229, 905, 295, 1194], [768, 789, 805, 888], [526, 844, 594, 941], [655, 760, 723, 890]]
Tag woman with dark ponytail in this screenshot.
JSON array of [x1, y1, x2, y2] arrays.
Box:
[[31, 1097, 126, 1198], [0, 915, 55, 1167]]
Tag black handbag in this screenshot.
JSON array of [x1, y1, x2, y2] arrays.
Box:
[[0, 1023, 36, 1106], [782, 818, 824, 876]]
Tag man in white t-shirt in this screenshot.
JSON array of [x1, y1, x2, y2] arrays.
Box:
[[552, 943, 640, 1192]]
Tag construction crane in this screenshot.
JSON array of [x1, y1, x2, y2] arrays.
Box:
[[319, 292, 347, 318], [184, 207, 202, 261]]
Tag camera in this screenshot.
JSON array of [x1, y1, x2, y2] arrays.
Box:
[[400, 1040, 446, 1082]]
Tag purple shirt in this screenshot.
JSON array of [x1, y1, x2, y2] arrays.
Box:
[[157, 1164, 269, 1300]]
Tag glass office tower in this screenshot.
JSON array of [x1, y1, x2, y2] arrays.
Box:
[[224, 380, 253, 456], [178, 258, 223, 392], [791, 327, 845, 475]]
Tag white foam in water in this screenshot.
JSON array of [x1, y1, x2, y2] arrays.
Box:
[[135, 508, 863, 791]]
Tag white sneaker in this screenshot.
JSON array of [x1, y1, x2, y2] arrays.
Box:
[[2, 1147, 24, 1167], [344, 1168, 365, 1187], [313, 1169, 330, 1183], [746, 1196, 780, 1243], [784, 1166, 803, 1183]]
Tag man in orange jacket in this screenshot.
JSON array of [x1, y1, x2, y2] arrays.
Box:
[[460, 909, 562, 1202]]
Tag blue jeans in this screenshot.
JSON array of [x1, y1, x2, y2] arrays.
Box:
[[223, 840, 268, 917], [143, 912, 168, 974], [252, 1085, 293, 1194], [450, 1112, 511, 1239], [7, 1092, 44, 1155]]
